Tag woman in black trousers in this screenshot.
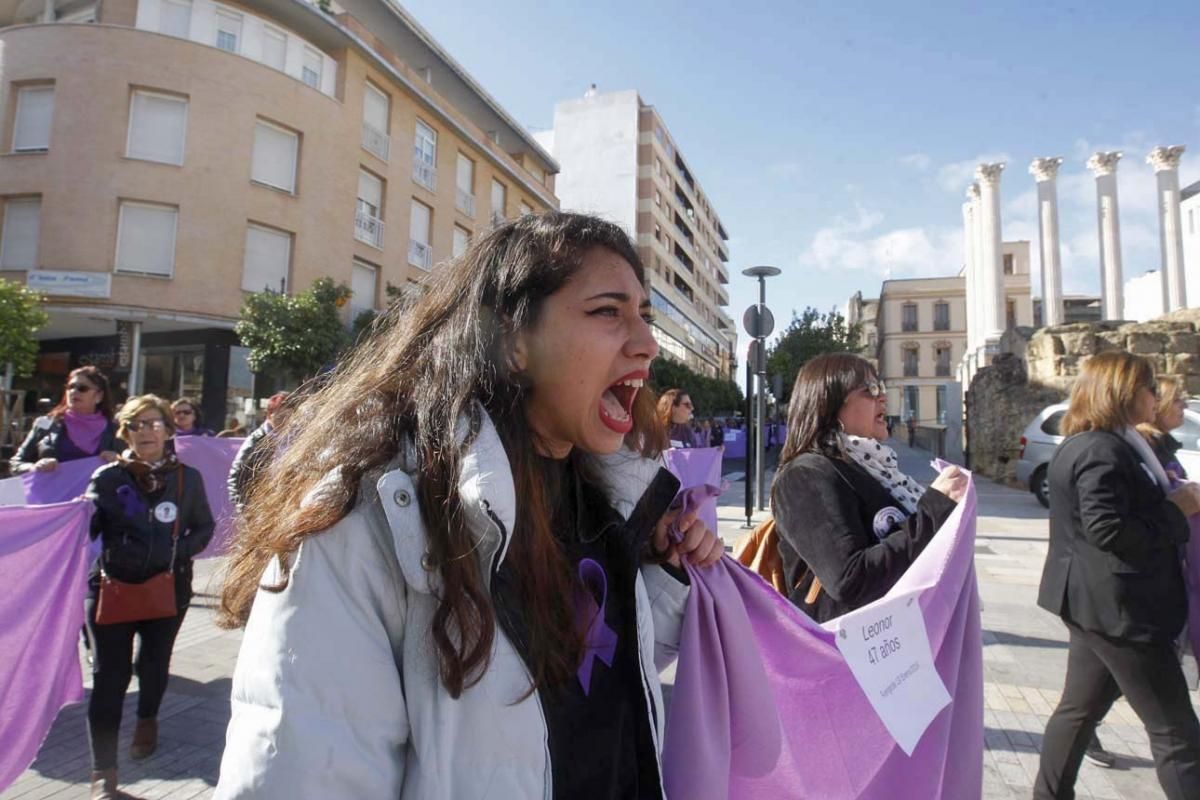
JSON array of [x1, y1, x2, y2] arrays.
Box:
[[1035, 351, 1200, 799], [85, 395, 214, 799]]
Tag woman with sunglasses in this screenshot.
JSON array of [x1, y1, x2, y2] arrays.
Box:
[[770, 353, 967, 623], [11, 366, 120, 474], [657, 388, 704, 448], [170, 397, 215, 438], [85, 395, 214, 799]]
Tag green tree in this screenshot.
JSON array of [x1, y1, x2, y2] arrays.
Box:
[[235, 278, 352, 382], [649, 357, 743, 418], [0, 278, 49, 378], [766, 307, 861, 404]]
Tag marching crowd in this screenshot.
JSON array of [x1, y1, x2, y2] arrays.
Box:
[[7, 211, 1200, 799]]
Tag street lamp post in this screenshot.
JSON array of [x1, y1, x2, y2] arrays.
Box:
[[742, 265, 781, 511]]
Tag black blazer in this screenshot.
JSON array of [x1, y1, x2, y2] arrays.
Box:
[[771, 452, 957, 623], [10, 416, 120, 473], [86, 461, 215, 610], [1037, 430, 1190, 643]]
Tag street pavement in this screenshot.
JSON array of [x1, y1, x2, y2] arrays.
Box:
[[3, 441, 1187, 798]]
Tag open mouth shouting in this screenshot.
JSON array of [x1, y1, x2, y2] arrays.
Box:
[[600, 371, 646, 434]]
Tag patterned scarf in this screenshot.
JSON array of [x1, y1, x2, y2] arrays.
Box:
[[117, 449, 180, 494], [837, 432, 926, 515]]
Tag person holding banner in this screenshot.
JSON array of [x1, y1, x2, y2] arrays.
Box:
[[1139, 375, 1190, 480], [771, 353, 967, 623], [1035, 352, 1200, 800], [85, 395, 214, 800], [171, 397, 215, 438], [657, 388, 704, 449], [215, 213, 721, 798], [10, 366, 120, 474]]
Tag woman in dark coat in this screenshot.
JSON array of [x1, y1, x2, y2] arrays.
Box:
[[11, 366, 120, 473], [770, 353, 966, 623], [1034, 352, 1200, 800], [85, 394, 214, 799]]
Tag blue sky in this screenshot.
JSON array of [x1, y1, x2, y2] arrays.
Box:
[[402, 0, 1200, 357]]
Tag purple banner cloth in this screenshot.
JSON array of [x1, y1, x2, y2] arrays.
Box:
[[20, 456, 101, 505], [722, 429, 746, 460], [1185, 513, 1200, 664], [663, 447, 724, 536], [662, 475, 983, 799], [0, 499, 93, 793], [175, 437, 244, 558]]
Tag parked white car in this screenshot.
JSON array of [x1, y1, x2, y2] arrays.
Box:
[[1015, 401, 1200, 508]]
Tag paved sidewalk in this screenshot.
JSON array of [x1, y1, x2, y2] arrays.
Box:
[[3, 442, 1188, 798]]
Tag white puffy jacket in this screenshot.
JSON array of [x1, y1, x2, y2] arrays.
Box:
[[215, 411, 690, 799]]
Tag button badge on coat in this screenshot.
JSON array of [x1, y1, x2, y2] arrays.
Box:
[[872, 506, 907, 539], [154, 501, 179, 524]]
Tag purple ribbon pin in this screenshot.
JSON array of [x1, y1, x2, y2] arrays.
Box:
[[575, 558, 618, 695], [115, 485, 145, 518]]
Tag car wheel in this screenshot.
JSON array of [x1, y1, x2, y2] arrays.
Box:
[[1032, 466, 1050, 508]]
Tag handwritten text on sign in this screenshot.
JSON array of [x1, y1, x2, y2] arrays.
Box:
[[831, 589, 951, 755]]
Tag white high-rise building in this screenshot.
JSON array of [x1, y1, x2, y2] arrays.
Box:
[[535, 88, 736, 379]]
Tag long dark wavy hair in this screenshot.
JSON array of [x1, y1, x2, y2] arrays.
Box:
[[219, 212, 661, 697], [776, 352, 877, 468]]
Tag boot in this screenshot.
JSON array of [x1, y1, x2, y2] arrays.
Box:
[[129, 718, 158, 761], [89, 769, 120, 800]]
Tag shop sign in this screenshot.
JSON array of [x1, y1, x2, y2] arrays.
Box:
[[26, 271, 112, 298]]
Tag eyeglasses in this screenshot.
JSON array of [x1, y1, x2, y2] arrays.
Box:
[[680, 401, 694, 409], [126, 419, 167, 433], [861, 379, 887, 398], [174, 409, 195, 416], [68, 383, 95, 393]]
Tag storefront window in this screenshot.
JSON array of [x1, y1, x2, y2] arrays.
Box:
[[139, 346, 204, 406]]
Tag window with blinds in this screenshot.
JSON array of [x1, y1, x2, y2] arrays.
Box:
[[215, 10, 241, 53], [251, 120, 298, 193], [350, 259, 378, 318], [409, 200, 432, 270], [490, 179, 506, 223], [301, 47, 322, 89], [0, 198, 41, 270], [126, 91, 188, 166], [262, 26, 287, 71], [115, 202, 178, 276], [12, 86, 54, 152], [452, 225, 470, 258], [159, 0, 191, 37], [241, 224, 291, 293]]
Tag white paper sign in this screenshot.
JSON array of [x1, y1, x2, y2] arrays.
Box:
[[831, 589, 951, 755]]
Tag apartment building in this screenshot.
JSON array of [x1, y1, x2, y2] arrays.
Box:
[[874, 241, 1033, 425], [534, 88, 736, 380], [1183, 180, 1199, 305], [0, 0, 557, 427]]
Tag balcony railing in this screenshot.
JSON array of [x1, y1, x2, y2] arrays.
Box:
[[413, 156, 436, 191], [354, 210, 384, 249], [456, 188, 476, 217], [409, 240, 432, 270], [491, 211, 505, 227], [362, 122, 390, 162]]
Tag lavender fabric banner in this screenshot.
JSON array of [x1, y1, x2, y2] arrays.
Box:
[[20, 456, 102, 505], [663, 447, 723, 536], [175, 437, 244, 557], [1184, 512, 1200, 663], [0, 499, 93, 793], [662, 475, 983, 799]]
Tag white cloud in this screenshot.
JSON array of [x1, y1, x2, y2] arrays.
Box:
[[899, 153, 931, 171], [935, 152, 1011, 193], [797, 206, 963, 280]]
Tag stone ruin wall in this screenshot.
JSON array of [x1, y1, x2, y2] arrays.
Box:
[[967, 309, 1200, 485]]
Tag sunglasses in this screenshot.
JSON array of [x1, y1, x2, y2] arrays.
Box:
[[126, 419, 167, 433], [68, 383, 96, 393], [861, 379, 887, 398], [174, 409, 195, 416]]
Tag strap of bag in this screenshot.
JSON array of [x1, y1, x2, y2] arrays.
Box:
[[168, 465, 183, 572]]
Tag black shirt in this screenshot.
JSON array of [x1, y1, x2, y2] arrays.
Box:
[[492, 456, 664, 800]]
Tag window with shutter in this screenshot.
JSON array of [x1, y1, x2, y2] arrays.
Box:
[[452, 225, 470, 258], [241, 224, 292, 293], [262, 27, 287, 71], [215, 10, 241, 53], [115, 202, 178, 276], [159, 0, 191, 37], [127, 91, 188, 166], [490, 179, 506, 224], [350, 260, 378, 318], [0, 198, 41, 270], [251, 120, 298, 192], [302, 48, 322, 89], [12, 86, 54, 152], [409, 200, 431, 270]]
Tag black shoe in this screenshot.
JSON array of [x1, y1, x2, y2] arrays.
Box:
[[1084, 734, 1116, 768]]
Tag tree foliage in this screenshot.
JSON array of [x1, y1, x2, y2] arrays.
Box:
[[766, 307, 861, 403], [649, 357, 744, 418], [235, 278, 352, 381], [0, 278, 49, 377]]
